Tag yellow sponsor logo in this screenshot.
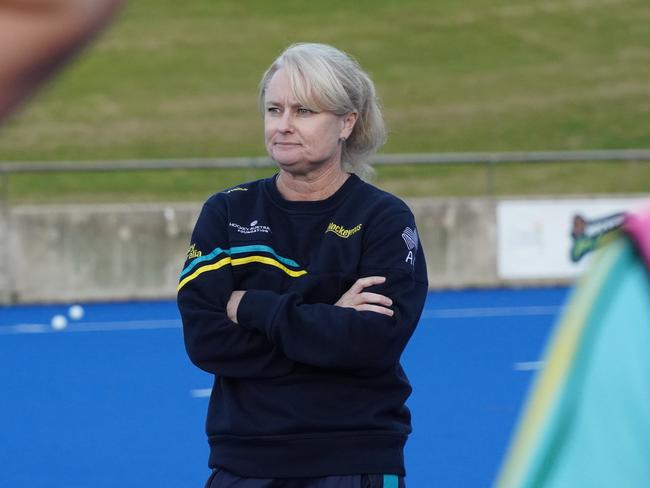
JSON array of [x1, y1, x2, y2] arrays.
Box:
[[187, 243, 202, 259], [325, 222, 363, 239]]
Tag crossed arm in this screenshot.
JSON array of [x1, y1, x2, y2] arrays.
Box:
[[226, 275, 394, 323], [179, 201, 427, 377]]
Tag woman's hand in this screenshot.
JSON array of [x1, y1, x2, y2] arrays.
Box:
[[335, 276, 393, 316], [226, 290, 246, 323]]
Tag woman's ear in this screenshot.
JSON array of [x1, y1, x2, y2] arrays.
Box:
[[340, 111, 358, 140]]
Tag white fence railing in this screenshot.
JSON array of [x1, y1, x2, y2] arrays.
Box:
[[2, 149, 650, 174], [1, 149, 648, 200]]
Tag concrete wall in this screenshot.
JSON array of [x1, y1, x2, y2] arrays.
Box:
[[410, 198, 497, 288], [0, 198, 502, 304], [4, 203, 199, 304], [0, 197, 9, 304]]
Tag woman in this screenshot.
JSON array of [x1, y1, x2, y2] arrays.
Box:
[[178, 43, 428, 488]]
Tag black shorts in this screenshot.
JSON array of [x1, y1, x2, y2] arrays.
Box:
[[204, 468, 405, 488]]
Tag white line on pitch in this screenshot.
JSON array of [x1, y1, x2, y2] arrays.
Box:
[[190, 388, 212, 398], [513, 361, 544, 371], [63, 319, 182, 332], [0, 319, 181, 335], [0, 323, 50, 334], [423, 305, 562, 319]]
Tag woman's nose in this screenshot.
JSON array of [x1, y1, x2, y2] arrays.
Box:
[[278, 111, 294, 132]]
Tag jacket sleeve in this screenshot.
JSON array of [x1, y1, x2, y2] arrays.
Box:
[[177, 200, 295, 378], [236, 208, 428, 374]]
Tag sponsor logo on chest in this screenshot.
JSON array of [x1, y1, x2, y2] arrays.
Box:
[[229, 220, 272, 235], [325, 222, 363, 239]]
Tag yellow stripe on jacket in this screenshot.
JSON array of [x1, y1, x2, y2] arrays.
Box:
[[178, 255, 307, 292]]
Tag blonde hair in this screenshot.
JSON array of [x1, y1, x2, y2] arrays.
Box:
[[259, 43, 386, 178]]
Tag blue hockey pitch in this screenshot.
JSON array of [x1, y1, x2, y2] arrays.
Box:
[[0, 287, 569, 487]]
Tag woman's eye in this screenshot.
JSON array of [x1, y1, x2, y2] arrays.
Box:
[[267, 107, 280, 114], [297, 107, 313, 115]]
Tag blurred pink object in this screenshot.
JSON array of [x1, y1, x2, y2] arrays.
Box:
[[625, 203, 650, 271], [0, 0, 124, 124]]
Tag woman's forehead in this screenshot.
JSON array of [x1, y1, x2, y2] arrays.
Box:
[[266, 68, 319, 108], [266, 69, 292, 96]]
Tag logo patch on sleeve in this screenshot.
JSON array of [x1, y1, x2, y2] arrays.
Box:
[[187, 243, 202, 260], [402, 227, 419, 265]]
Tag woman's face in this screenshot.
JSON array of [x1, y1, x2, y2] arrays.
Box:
[[263, 69, 356, 175]]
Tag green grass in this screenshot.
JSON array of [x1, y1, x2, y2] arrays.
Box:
[[1, 0, 649, 201], [4, 160, 649, 204]]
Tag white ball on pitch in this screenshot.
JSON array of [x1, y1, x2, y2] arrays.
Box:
[[51, 314, 68, 330], [68, 304, 85, 321]]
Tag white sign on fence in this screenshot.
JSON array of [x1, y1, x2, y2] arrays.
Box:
[[497, 197, 648, 280]]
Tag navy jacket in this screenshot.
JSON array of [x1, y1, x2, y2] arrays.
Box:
[[177, 174, 428, 478]]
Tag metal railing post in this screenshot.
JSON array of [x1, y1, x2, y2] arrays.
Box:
[[486, 157, 496, 197]]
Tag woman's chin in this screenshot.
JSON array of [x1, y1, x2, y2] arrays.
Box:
[[272, 156, 304, 170]]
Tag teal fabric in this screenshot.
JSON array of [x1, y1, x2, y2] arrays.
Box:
[[523, 238, 650, 487], [382, 474, 398, 488]]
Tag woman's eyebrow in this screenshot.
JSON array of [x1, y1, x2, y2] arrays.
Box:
[[265, 100, 305, 109]]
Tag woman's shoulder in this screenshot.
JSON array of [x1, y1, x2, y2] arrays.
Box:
[[203, 176, 271, 209], [355, 177, 413, 217]]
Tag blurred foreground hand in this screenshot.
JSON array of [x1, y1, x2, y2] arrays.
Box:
[[0, 0, 124, 123]]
